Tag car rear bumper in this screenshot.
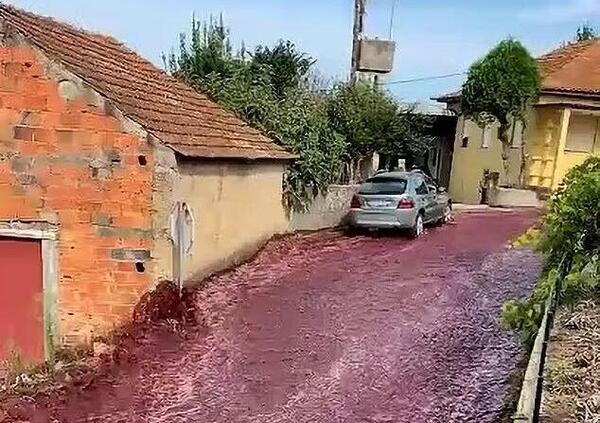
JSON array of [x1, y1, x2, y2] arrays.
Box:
[[347, 208, 417, 229]]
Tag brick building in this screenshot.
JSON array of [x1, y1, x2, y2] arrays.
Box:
[[0, 4, 294, 363]]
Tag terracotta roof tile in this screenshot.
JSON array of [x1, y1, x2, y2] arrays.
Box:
[[0, 4, 295, 160], [537, 39, 600, 95], [431, 90, 461, 102], [436, 39, 600, 101]]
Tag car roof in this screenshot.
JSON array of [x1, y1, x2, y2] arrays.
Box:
[[369, 170, 424, 180]]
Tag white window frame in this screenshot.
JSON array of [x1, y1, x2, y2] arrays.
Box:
[[565, 113, 598, 153], [482, 125, 493, 149]]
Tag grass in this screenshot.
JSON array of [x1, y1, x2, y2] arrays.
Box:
[[512, 227, 541, 249], [0, 349, 44, 393]]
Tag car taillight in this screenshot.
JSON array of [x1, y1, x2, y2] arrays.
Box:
[[397, 198, 415, 209], [350, 195, 361, 209]]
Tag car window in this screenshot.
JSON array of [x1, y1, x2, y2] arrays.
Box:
[[414, 177, 429, 195], [359, 177, 407, 195]]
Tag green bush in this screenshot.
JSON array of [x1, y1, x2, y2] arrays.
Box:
[[502, 156, 600, 345], [541, 158, 600, 271], [165, 17, 433, 210]]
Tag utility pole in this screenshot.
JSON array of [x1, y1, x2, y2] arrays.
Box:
[[350, 0, 367, 85]]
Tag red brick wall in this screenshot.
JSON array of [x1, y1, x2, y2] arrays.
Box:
[[0, 46, 154, 344]]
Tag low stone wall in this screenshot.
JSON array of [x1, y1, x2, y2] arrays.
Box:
[[489, 187, 545, 208], [289, 185, 359, 231]]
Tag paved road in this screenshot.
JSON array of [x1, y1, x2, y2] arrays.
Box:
[[21, 210, 541, 423]]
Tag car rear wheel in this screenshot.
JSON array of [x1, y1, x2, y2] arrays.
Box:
[[436, 203, 452, 225], [410, 213, 424, 238]]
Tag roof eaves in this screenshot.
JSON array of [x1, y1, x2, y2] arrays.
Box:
[[0, 3, 296, 162], [431, 90, 461, 103], [168, 143, 298, 161]]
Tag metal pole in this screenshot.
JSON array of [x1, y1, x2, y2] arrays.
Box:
[[532, 284, 560, 422], [171, 202, 186, 293], [388, 0, 397, 40], [351, 0, 367, 84], [172, 203, 181, 290]]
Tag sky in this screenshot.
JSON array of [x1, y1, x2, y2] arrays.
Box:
[[5, 0, 600, 104]]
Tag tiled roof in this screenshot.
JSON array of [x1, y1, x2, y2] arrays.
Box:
[[436, 39, 600, 102], [431, 90, 461, 102], [0, 4, 295, 161], [538, 39, 600, 95]]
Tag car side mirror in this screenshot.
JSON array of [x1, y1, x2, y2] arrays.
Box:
[[437, 187, 447, 193]]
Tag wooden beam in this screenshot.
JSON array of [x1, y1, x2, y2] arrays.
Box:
[[551, 108, 571, 188]]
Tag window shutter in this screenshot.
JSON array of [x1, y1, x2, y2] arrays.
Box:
[[566, 114, 597, 153]]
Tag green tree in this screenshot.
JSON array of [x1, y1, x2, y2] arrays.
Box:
[[165, 17, 346, 210], [166, 17, 434, 206], [250, 41, 315, 99], [326, 82, 433, 181], [165, 16, 236, 83], [576, 23, 597, 42], [461, 39, 541, 183]]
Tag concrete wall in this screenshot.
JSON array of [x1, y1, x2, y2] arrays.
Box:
[[0, 44, 154, 344], [449, 116, 521, 204], [152, 158, 289, 283], [290, 185, 359, 231], [358, 39, 395, 73], [488, 187, 544, 208], [557, 151, 595, 182]]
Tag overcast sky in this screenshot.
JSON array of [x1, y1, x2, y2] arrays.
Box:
[[6, 0, 599, 104]]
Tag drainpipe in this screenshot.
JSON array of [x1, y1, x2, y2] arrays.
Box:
[[171, 202, 183, 291], [171, 202, 194, 292]]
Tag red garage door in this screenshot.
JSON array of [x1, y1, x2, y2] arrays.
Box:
[[0, 237, 44, 364]]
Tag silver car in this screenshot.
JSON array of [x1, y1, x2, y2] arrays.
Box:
[[347, 170, 452, 237]]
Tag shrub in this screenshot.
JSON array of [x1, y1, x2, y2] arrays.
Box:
[[166, 17, 433, 210], [541, 157, 600, 272], [502, 157, 600, 345]]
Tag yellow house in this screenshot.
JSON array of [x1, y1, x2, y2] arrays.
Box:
[[436, 39, 600, 204]]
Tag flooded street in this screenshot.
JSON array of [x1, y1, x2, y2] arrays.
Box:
[[15, 210, 540, 423]]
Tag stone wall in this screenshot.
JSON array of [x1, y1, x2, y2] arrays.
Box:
[[290, 185, 359, 231], [488, 187, 545, 208], [0, 45, 154, 344]]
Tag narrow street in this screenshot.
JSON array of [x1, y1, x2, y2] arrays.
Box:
[[28, 210, 540, 423]]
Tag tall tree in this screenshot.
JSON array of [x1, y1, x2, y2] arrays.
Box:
[[166, 17, 347, 210], [250, 41, 315, 99], [165, 15, 235, 81], [326, 82, 433, 181], [166, 17, 434, 206], [576, 23, 597, 42], [461, 38, 540, 183]]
